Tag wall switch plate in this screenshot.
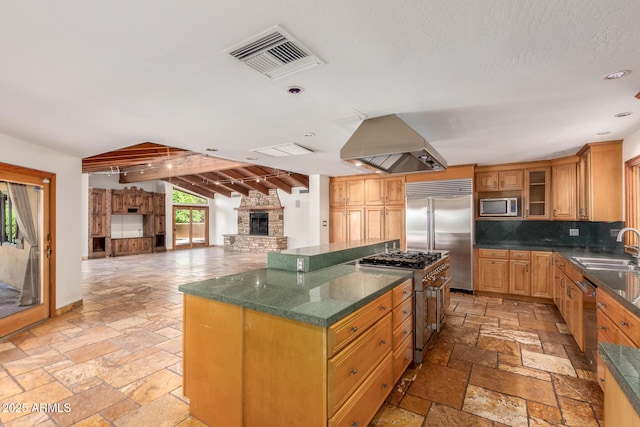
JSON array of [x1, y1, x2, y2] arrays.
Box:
[[569, 228, 579, 236], [296, 258, 305, 272]]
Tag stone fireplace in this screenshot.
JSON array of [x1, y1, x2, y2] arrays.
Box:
[[223, 189, 287, 252]]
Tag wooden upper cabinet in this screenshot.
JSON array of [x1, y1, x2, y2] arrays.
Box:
[[112, 191, 125, 214], [524, 167, 550, 220], [475, 169, 523, 192], [90, 189, 106, 215], [551, 158, 577, 220], [364, 177, 405, 205], [330, 178, 365, 206], [577, 141, 622, 222]]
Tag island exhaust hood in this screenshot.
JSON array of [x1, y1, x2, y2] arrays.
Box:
[[340, 114, 447, 174]]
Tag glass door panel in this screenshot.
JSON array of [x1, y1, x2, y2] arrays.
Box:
[[0, 165, 52, 338], [173, 206, 208, 249], [191, 208, 206, 246]]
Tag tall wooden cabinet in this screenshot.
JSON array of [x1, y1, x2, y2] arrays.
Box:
[[330, 176, 405, 247], [88, 188, 108, 259]]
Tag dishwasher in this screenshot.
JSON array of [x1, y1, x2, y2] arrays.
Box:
[[577, 278, 597, 372]]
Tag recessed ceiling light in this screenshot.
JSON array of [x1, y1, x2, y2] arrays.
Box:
[[246, 157, 258, 161], [596, 131, 611, 135], [603, 70, 631, 80], [304, 132, 316, 137], [205, 148, 218, 152], [615, 112, 633, 117], [288, 86, 303, 94]]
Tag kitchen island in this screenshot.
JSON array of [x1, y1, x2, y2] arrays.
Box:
[[179, 252, 413, 427]]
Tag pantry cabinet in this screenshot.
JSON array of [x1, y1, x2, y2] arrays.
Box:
[[330, 175, 405, 247]]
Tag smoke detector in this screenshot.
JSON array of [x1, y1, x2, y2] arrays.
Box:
[[226, 25, 324, 80]]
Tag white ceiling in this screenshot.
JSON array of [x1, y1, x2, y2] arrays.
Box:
[[1, 0, 640, 177]]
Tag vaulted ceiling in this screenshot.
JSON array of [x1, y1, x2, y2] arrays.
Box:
[[82, 142, 309, 198]]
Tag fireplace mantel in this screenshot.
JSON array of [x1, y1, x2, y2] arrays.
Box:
[[234, 207, 285, 211]]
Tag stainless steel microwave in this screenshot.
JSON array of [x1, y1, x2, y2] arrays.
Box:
[[479, 197, 518, 217]]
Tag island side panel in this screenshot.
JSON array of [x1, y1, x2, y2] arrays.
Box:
[[183, 294, 243, 426], [243, 309, 327, 427]]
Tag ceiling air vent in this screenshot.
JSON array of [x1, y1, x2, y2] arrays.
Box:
[[227, 26, 323, 80]]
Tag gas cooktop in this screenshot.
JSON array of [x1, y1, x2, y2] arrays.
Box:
[[359, 250, 442, 269]]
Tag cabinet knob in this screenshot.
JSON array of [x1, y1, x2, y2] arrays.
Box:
[[352, 422, 359, 427], [403, 310, 409, 316], [403, 330, 409, 335], [621, 321, 629, 327], [380, 339, 387, 345], [599, 326, 607, 330], [380, 305, 387, 311], [350, 326, 358, 332], [382, 383, 389, 389], [599, 378, 605, 383], [403, 290, 409, 295], [351, 369, 358, 375]]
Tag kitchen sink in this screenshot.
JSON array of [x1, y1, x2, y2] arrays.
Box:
[[572, 257, 640, 272]]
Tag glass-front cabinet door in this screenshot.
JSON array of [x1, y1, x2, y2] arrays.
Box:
[[524, 167, 550, 220]]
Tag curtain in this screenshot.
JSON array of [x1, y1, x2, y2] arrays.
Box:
[[6, 183, 39, 306]]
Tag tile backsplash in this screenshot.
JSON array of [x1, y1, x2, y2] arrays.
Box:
[[475, 220, 625, 253]]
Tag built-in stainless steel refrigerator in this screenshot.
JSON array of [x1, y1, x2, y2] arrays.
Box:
[[406, 179, 473, 292]]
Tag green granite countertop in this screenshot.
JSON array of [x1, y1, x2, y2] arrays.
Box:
[[179, 264, 412, 327], [268, 238, 400, 272], [599, 342, 640, 418]]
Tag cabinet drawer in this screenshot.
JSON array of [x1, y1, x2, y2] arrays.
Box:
[[509, 250, 530, 260], [392, 296, 413, 330], [597, 290, 622, 327], [329, 353, 393, 427], [328, 315, 392, 415], [597, 310, 618, 344], [619, 309, 640, 346], [393, 334, 414, 384], [392, 279, 413, 306], [478, 248, 509, 259], [328, 292, 392, 357], [393, 314, 413, 348]]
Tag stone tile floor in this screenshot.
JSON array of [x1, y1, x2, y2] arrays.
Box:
[[0, 247, 603, 426]]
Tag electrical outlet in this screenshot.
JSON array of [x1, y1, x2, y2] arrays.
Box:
[[611, 229, 621, 237], [569, 228, 579, 237]]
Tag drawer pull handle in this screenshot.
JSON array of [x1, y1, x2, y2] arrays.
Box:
[[403, 290, 409, 295], [599, 378, 605, 383], [350, 326, 358, 332], [352, 422, 359, 427], [403, 311, 409, 316], [621, 321, 629, 326], [380, 306, 387, 311], [380, 339, 387, 345], [599, 326, 607, 330], [351, 369, 358, 375], [382, 383, 389, 388]]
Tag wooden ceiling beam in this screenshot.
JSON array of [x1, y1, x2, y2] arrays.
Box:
[[216, 169, 271, 195], [119, 154, 251, 184], [163, 177, 218, 199]]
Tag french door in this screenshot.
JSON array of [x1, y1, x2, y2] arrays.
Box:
[[0, 162, 53, 338], [173, 206, 209, 249]]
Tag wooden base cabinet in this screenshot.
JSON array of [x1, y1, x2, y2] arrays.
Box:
[[604, 366, 640, 427], [184, 279, 414, 427], [476, 249, 509, 293], [596, 289, 640, 389]]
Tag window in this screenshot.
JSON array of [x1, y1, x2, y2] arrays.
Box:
[[172, 189, 207, 205], [0, 192, 18, 244], [624, 154, 640, 251]]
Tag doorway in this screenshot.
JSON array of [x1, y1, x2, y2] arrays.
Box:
[[173, 206, 209, 249], [0, 163, 54, 338]]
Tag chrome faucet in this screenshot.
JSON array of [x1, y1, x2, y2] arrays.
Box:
[[616, 227, 640, 264]]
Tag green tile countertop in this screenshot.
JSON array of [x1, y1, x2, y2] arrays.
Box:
[[179, 264, 412, 327], [267, 238, 400, 272], [599, 342, 640, 417]]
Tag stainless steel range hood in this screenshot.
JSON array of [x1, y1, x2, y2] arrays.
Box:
[[340, 114, 447, 174]]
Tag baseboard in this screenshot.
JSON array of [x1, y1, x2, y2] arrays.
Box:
[[55, 299, 83, 316]]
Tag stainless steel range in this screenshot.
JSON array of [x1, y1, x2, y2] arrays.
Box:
[[359, 250, 451, 363]]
